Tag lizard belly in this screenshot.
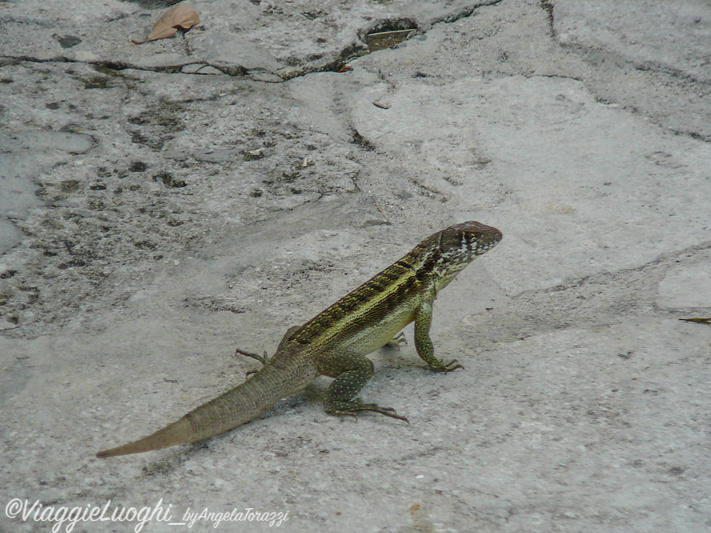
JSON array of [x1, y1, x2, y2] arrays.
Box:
[[339, 303, 417, 355]]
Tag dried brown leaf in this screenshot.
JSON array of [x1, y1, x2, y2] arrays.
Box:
[[132, 5, 200, 45]]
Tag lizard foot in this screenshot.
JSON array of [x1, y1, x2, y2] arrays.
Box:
[[428, 358, 464, 373], [235, 348, 269, 377], [325, 400, 409, 423], [385, 332, 407, 350]]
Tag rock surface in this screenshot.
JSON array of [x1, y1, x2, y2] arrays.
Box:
[[1, 1, 709, 532]]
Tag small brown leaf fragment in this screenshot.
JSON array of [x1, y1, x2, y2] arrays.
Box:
[[132, 5, 200, 45], [338, 65, 353, 72]]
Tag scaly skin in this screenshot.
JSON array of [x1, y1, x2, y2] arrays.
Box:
[[96, 221, 502, 457]]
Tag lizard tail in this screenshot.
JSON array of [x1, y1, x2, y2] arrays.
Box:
[[96, 349, 318, 458], [96, 418, 193, 458]]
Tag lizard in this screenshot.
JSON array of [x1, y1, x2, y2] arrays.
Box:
[[96, 221, 502, 458]]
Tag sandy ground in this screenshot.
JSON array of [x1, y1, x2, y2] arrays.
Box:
[[1, 1, 710, 531]]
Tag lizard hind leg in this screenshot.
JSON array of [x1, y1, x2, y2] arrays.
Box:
[[323, 355, 409, 423], [237, 325, 302, 377]]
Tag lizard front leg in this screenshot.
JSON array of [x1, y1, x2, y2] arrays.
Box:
[[320, 354, 409, 422], [414, 297, 463, 372]]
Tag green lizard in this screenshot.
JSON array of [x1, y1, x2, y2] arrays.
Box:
[[96, 221, 502, 457]]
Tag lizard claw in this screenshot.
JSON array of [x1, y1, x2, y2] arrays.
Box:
[[375, 406, 410, 424], [444, 359, 464, 372], [337, 411, 360, 422], [430, 358, 464, 373], [385, 332, 408, 350], [325, 401, 409, 423], [235, 348, 269, 377], [235, 347, 269, 365]]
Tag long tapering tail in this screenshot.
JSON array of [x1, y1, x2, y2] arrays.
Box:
[[96, 349, 318, 458], [96, 418, 193, 458]]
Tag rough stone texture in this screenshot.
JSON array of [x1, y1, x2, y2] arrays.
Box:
[[0, 0, 498, 79], [1, 1, 709, 532]]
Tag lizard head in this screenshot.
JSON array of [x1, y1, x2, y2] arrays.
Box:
[[430, 221, 502, 291], [439, 221, 502, 259]]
